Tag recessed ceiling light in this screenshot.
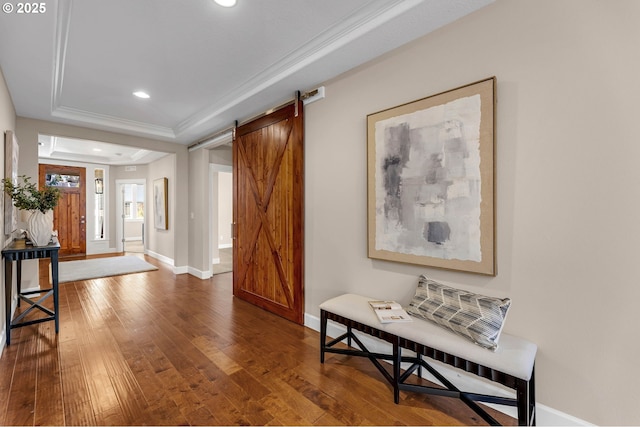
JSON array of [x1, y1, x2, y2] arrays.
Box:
[[133, 91, 150, 99], [93, 148, 102, 152], [214, 0, 236, 7]]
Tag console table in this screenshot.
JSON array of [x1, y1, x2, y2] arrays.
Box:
[[3, 239, 60, 346]]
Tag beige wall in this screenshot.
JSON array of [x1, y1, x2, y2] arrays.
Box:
[[0, 67, 16, 349], [217, 171, 232, 248], [124, 220, 143, 240], [188, 149, 210, 274], [209, 146, 232, 165], [0, 69, 16, 148], [147, 154, 176, 261], [304, 1, 640, 425], [111, 164, 148, 181]]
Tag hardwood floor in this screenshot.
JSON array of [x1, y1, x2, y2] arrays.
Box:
[[0, 255, 515, 426]]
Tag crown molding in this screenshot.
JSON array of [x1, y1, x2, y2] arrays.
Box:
[[52, 105, 177, 140], [174, 0, 423, 138], [51, 0, 72, 114], [50, 0, 424, 142]]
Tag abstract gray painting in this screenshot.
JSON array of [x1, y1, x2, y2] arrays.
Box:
[[373, 94, 482, 262]]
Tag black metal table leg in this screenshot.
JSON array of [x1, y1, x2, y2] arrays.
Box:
[[2, 239, 61, 346], [4, 258, 11, 345], [51, 250, 59, 333], [16, 259, 22, 307]]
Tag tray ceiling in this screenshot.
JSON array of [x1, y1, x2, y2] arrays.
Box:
[[0, 0, 493, 147]]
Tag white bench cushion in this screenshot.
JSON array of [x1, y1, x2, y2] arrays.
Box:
[[320, 293, 537, 381]]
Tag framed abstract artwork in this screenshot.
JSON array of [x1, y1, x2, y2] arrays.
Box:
[[4, 130, 19, 236], [153, 177, 168, 230], [367, 77, 496, 275]]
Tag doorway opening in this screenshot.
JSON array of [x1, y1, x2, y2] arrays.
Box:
[[39, 163, 87, 257], [210, 165, 233, 275], [116, 179, 146, 254]]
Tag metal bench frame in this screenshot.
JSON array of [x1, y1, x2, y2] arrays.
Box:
[[320, 309, 536, 426]]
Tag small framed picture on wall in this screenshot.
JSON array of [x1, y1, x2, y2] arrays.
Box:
[[153, 177, 168, 230], [4, 130, 19, 236]]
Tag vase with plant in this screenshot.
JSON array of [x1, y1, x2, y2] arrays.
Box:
[[2, 175, 61, 246]]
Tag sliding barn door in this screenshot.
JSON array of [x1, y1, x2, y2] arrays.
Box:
[[233, 101, 304, 324]]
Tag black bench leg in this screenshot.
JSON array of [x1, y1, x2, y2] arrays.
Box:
[[320, 310, 328, 363], [393, 338, 401, 404], [516, 365, 536, 426], [530, 366, 536, 425]]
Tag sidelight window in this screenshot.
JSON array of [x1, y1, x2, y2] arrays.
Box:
[[94, 169, 105, 240]]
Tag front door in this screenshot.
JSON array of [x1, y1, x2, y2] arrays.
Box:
[[233, 101, 304, 324], [39, 164, 86, 256]]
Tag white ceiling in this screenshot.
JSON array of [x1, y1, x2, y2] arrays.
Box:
[[1, 0, 492, 161]]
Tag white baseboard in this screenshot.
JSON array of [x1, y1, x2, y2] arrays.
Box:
[[304, 313, 593, 427], [536, 404, 594, 426], [89, 247, 119, 255], [145, 250, 188, 275], [0, 293, 21, 358], [188, 266, 212, 279], [146, 249, 172, 266], [86, 239, 115, 255], [173, 265, 189, 275]]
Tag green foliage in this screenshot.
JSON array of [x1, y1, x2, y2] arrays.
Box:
[[2, 175, 61, 213]]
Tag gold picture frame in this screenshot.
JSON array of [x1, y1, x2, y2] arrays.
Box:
[[367, 77, 496, 275], [153, 177, 168, 230]]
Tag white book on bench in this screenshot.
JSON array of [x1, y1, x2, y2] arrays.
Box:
[[368, 300, 413, 323]]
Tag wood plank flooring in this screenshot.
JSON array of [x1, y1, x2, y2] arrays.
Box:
[[0, 254, 515, 425]]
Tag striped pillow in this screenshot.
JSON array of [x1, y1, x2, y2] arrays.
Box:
[[406, 276, 511, 350]]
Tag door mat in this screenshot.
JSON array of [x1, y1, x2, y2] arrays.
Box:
[[57, 256, 158, 283]]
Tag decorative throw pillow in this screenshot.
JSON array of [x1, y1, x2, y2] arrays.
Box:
[[406, 275, 511, 350]]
